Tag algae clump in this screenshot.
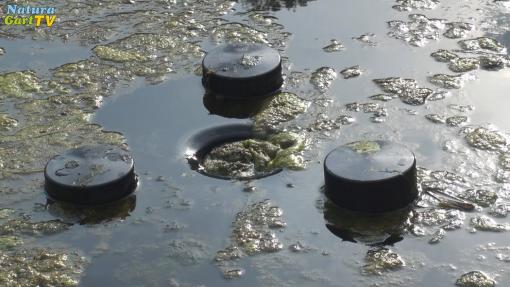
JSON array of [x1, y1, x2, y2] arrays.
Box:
[[0, 71, 41, 99], [92, 45, 147, 63], [202, 132, 305, 179], [254, 92, 308, 132], [0, 248, 86, 287], [0, 114, 18, 131], [347, 140, 381, 154]]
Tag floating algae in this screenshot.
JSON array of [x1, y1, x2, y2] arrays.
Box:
[[0, 236, 23, 250], [306, 114, 355, 132], [443, 22, 474, 39], [0, 114, 18, 131], [91, 33, 203, 82], [362, 248, 405, 275], [392, 0, 440, 11], [373, 77, 419, 94], [369, 94, 398, 102], [470, 215, 510, 232], [489, 203, 508, 218], [215, 201, 286, 278], [322, 39, 345, 52], [463, 127, 507, 151], [462, 189, 498, 207], [387, 14, 446, 46], [425, 114, 447, 124], [347, 140, 381, 154], [211, 22, 269, 44], [0, 71, 42, 99], [254, 92, 309, 132], [399, 87, 433, 105], [500, 153, 510, 170], [92, 45, 147, 63], [431, 49, 459, 62], [0, 248, 86, 287], [345, 102, 388, 122], [448, 58, 480, 73], [228, 201, 285, 255], [479, 55, 507, 71], [458, 37, 506, 53], [0, 219, 71, 236], [449, 104, 474, 112], [412, 208, 465, 230], [310, 67, 337, 92], [373, 77, 433, 105], [353, 33, 377, 46], [340, 65, 362, 79], [446, 116, 468, 127], [455, 271, 495, 287], [428, 228, 446, 244], [429, 74, 464, 89], [201, 132, 305, 179], [221, 267, 246, 279]]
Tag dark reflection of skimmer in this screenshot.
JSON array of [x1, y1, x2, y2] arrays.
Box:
[[239, 0, 317, 11], [46, 195, 137, 225]]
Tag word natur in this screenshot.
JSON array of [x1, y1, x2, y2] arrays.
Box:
[[3, 5, 57, 27]]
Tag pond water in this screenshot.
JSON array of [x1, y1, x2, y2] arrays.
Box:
[[1, 0, 510, 286]]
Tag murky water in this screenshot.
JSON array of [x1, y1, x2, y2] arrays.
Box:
[[1, 0, 510, 286]]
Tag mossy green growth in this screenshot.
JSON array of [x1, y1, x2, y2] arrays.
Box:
[[92, 45, 147, 63], [0, 219, 71, 236], [0, 248, 86, 287], [0, 209, 14, 220], [202, 132, 305, 179], [0, 236, 22, 250], [0, 114, 18, 131], [254, 92, 308, 131], [347, 140, 381, 154], [267, 132, 306, 170], [0, 71, 41, 99]]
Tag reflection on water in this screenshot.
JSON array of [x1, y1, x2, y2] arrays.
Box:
[[240, 0, 316, 11], [323, 198, 410, 246], [46, 195, 137, 225]]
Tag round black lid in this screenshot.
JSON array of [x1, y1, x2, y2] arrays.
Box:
[[44, 145, 137, 205], [202, 43, 283, 99], [324, 140, 417, 213]]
